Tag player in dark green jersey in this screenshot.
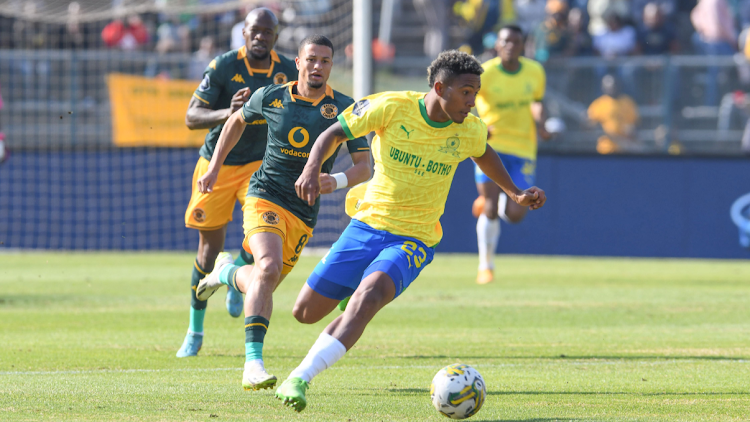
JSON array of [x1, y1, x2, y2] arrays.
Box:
[[193, 35, 371, 391], [177, 7, 298, 358]]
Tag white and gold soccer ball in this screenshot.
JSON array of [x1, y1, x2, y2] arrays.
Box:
[[430, 363, 486, 419]]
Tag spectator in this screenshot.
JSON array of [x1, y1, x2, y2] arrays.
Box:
[[188, 36, 216, 80], [102, 15, 149, 50], [588, 0, 630, 36], [636, 2, 679, 54], [631, 0, 676, 24], [588, 74, 640, 153], [566, 7, 595, 56], [691, 0, 737, 52], [530, 0, 570, 62], [692, 0, 737, 105], [593, 10, 637, 58]]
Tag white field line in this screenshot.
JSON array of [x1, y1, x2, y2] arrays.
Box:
[[1, 359, 746, 376]]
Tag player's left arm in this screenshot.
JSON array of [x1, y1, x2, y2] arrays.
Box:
[[472, 145, 546, 210]]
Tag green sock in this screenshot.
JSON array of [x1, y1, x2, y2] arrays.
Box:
[[218, 264, 241, 290], [190, 259, 208, 333], [189, 307, 205, 334], [246, 342, 263, 361], [245, 316, 269, 362]]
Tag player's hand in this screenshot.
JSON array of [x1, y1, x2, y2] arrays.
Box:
[[319, 173, 336, 195], [514, 186, 546, 210], [295, 169, 321, 206], [230, 87, 251, 113], [196, 169, 219, 194]]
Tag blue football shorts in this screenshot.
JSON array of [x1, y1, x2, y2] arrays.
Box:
[[306, 219, 436, 301], [474, 151, 536, 190]]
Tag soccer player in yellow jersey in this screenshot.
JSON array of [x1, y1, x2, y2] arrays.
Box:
[[274, 50, 547, 412], [473, 25, 550, 285]]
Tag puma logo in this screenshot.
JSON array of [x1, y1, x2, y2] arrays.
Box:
[[400, 125, 414, 139]]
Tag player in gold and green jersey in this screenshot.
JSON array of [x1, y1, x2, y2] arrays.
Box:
[[177, 7, 297, 358], [472, 24, 551, 285], [274, 50, 547, 412], [191, 35, 371, 391]]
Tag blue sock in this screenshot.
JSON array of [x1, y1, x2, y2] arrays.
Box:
[[245, 316, 269, 362], [219, 264, 241, 290]]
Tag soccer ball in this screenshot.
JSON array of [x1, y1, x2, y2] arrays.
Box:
[[430, 363, 486, 419]]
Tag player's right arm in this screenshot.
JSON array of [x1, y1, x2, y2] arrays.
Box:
[[185, 88, 249, 130], [297, 95, 394, 205], [185, 57, 250, 130], [195, 110, 247, 193], [196, 87, 268, 193]]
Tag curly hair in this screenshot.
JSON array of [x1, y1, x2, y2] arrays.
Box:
[[427, 50, 483, 88]]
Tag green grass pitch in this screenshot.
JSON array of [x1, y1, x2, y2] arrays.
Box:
[[1, 252, 749, 421]]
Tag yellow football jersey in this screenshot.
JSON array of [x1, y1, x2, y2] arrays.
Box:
[[338, 91, 488, 246], [475, 56, 545, 160]]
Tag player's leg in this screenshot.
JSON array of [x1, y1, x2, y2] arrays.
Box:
[[475, 160, 502, 285], [225, 160, 263, 318], [277, 271, 395, 412], [291, 220, 377, 324], [278, 234, 434, 412], [179, 157, 236, 357]]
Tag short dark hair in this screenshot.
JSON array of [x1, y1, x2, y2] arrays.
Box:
[[498, 24, 524, 37], [427, 50, 484, 88], [299, 34, 334, 57]]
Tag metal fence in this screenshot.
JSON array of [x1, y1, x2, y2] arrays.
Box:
[[2, 50, 749, 155]]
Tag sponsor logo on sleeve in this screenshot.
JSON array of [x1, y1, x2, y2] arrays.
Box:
[[198, 75, 211, 92], [351, 99, 370, 117]]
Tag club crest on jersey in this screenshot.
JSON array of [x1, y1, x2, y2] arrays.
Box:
[[438, 135, 461, 158], [198, 75, 210, 92], [351, 99, 370, 116], [273, 72, 288, 84], [262, 211, 280, 225], [193, 208, 206, 223], [320, 103, 338, 119]]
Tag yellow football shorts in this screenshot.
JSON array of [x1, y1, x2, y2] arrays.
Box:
[[242, 197, 313, 274], [185, 157, 262, 230]]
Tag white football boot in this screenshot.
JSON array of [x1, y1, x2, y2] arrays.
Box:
[[196, 252, 233, 301]]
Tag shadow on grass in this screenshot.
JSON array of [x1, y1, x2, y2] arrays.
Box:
[[388, 388, 750, 397], [490, 391, 750, 396], [401, 355, 749, 362], [473, 419, 585, 422]]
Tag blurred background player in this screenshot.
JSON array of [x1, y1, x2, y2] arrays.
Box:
[[473, 25, 549, 285], [193, 35, 371, 390], [177, 7, 297, 358], [588, 74, 640, 154], [275, 50, 546, 412]]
